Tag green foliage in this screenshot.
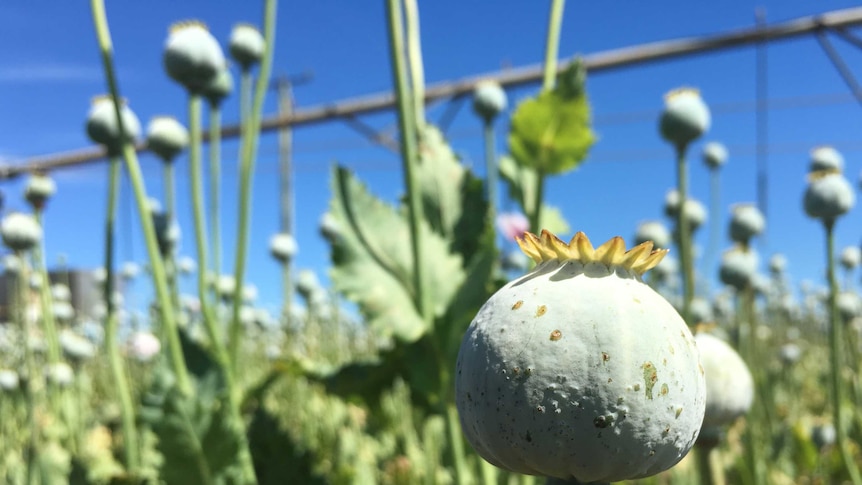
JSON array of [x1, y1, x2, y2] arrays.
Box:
[[498, 155, 570, 235], [508, 59, 595, 175], [247, 407, 325, 485], [140, 366, 242, 485]]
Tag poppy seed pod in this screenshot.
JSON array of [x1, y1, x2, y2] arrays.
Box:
[[728, 204, 765, 244], [86, 96, 141, 153], [24, 173, 56, 210], [635, 221, 671, 249], [178, 256, 196, 275], [319, 212, 341, 242], [689, 297, 714, 324], [270, 233, 297, 263], [163, 21, 225, 93], [694, 333, 753, 429], [840, 246, 861, 270], [296, 270, 320, 300], [203, 65, 233, 107], [45, 362, 74, 387], [837, 291, 861, 321], [702, 142, 728, 170], [803, 170, 855, 223], [51, 284, 71, 302], [779, 343, 802, 365], [59, 329, 96, 363], [809, 146, 844, 173], [127, 331, 161, 362], [146, 116, 189, 163], [659, 88, 710, 148], [769, 254, 787, 275], [718, 246, 758, 291], [456, 230, 705, 483], [1, 212, 42, 252], [472, 80, 508, 122], [229, 23, 265, 70], [217, 275, 236, 300], [0, 369, 19, 392], [664, 189, 681, 218], [678, 199, 707, 232], [121, 262, 139, 280], [652, 254, 679, 282]]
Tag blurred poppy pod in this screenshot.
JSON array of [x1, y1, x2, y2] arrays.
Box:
[[229, 23, 265, 70], [809, 145, 844, 173], [702, 141, 728, 170], [1, 212, 42, 252], [203, 64, 234, 107], [659, 88, 710, 148], [163, 21, 225, 93], [146, 116, 189, 163], [472, 80, 507, 122], [86, 96, 141, 154], [24, 173, 56, 210], [803, 170, 854, 223]]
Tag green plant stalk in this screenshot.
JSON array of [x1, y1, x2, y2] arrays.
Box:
[[89, 0, 191, 395], [741, 286, 765, 485], [403, 0, 425, 126], [445, 403, 471, 485], [483, 121, 498, 226], [385, 0, 430, 323], [542, 0, 566, 91], [162, 160, 181, 311], [32, 211, 60, 366], [479, 459, 498, 485], [281, 261, 292, 326], [706, 168, 720, 292], [529, 171, 545, 233], [675, 143, 693, 325], [208, 105, 223, 284], [825, 220, 862, 485], [17, 252, 37, 485], [697, 445, 726, 485], [103, 156, 140, 473], [189, 93, 259, 485], [229, 0, 278, 375]]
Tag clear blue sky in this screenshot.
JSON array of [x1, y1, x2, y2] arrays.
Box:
[[1, 1, 862, 316]]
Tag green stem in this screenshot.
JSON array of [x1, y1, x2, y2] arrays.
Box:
[[103, 156, 140, 473], [675, 143, 693, 325], [445, 403, 470, 485], [17, 253, 37, 485], [208, 105, 222, 284], [706, 168, 720, 292], [163, 161, 176, 221], [697, 445, 726, 485], [403, 0, 425, 126], [825, 219, 862, 485], [385, 0, 430, 323], [90, 0, 192, 395], [542, 0, 566, 91], [32, 211, 60, 366], [479, 460, 498, 485], [529, 172, 545, 233], [281, 261, 292, 326], [544, 477, 605, 485], [483, 121, 498, 226]]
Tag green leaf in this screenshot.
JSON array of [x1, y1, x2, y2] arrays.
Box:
[[329, 166, 463, 343], [538, 204, 571, 236], [498, 154, 538, 216], [247, 408, 325, 485], [141, 366, 241, 485], [508, 60, 595, 175]]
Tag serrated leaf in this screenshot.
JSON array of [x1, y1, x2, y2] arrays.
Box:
[[141, 367, 241, 485], [416, 125, 489, 261], [508, 62, 595, 175], [329, 166, 463, 343]]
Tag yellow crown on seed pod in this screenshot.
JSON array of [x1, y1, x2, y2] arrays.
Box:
[[807, 167, 842, 182], [516, 229, 668, 275], [169, 20, 209, 33]]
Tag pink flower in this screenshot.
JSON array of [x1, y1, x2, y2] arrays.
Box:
[[496, 212, 529, 241]]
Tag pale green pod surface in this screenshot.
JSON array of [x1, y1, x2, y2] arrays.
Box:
[[473, 80, 508, 121], [86, 97, 141, 150], [229, 23, 265, 70], [694, 333, 753, 429], [635, 221, 670, 250], [803, 171, 855, 221], [840, 246, 861, 270], [456, 231, 706, 483], [270, 232, 298, 263], [146, 116, 189, 162], [681, 199, 707, 231], [163, 21, 225, 93], [809, 145, 844, 173], [202, 66, 233, 106], [728, 203, 765, 244], [1, 212, 42, 252], [659, 88, 710, 147], [718, 246, 758, 291], [25, 173, 56, 209], [837, 291, 861, 321], [702, 142, 728, 170]]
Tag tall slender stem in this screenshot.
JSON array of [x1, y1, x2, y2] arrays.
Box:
[[529, 172, 545, 233], [208, 105, 222, 285], [675, 143, 693, 325], [91, 0, 191, 394], [103, 157, 140, 473], [385, 0, 429, 322], [32, 210, 60, 366], [706, 168, 720, 291], [403, 0, 425, 126], [825, 220, 862, 485], [542, 0, 566, 91], [483, 121, 498, 226], [229, 0, 278, 375], [17, 254, 37, 485]]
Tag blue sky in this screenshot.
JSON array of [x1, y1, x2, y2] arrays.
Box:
[[2, 1, 862, 316]]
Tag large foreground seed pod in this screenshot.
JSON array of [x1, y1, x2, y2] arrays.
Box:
[[456, 230, 706, 483]]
